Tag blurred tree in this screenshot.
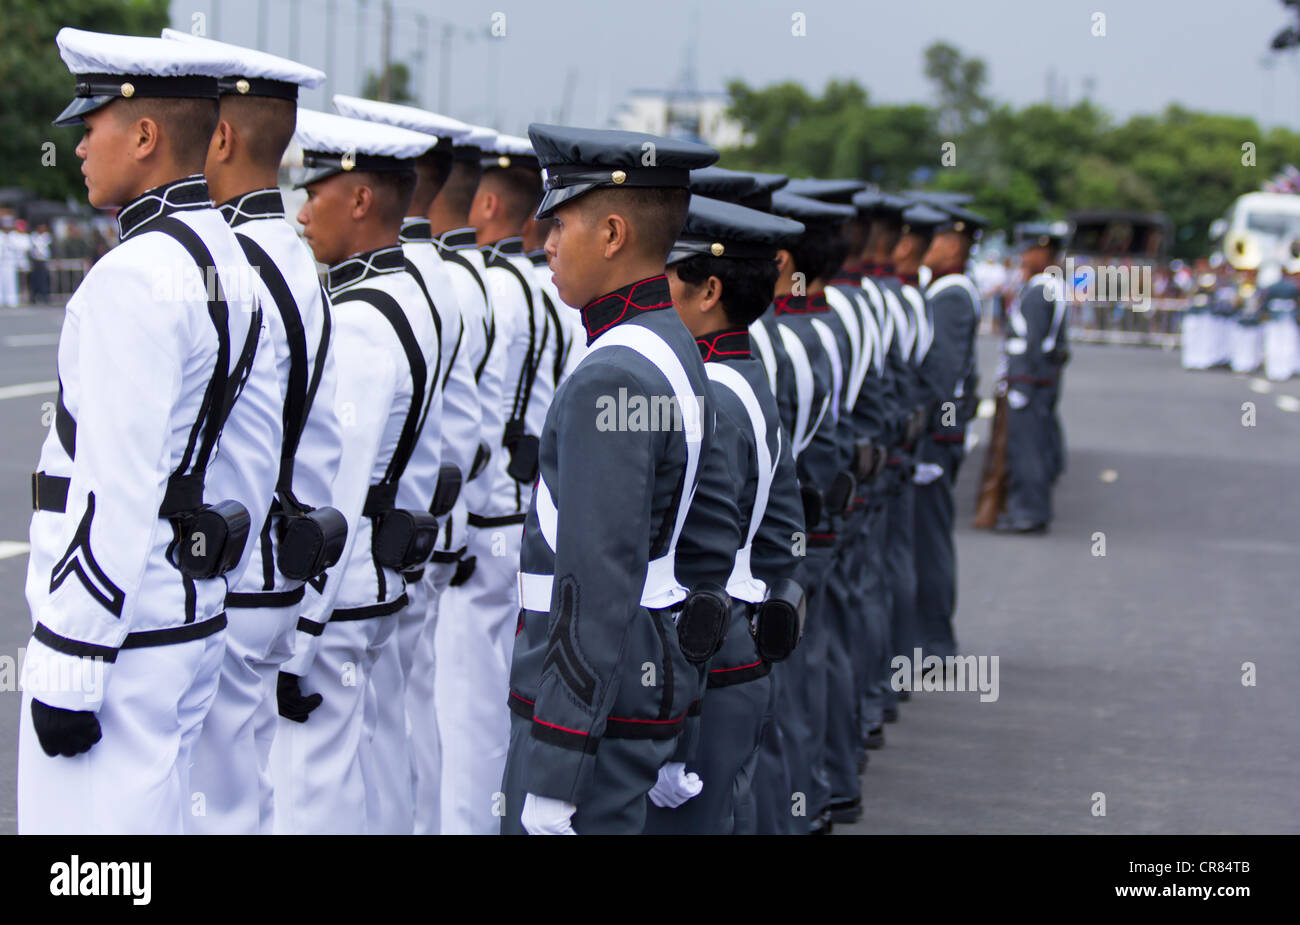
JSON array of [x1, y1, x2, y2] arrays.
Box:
[[362, 62, 415, 104], [0, 0, 171, 203], [923, 40, 991, 136]]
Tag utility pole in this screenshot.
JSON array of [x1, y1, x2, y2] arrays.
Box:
[[325, 0, 336, 102], [357, 0, 369, 96], [439, 23, 453, 113], [380, 0, 392, 102]]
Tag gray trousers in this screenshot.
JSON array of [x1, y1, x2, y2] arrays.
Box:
[[750, 544, 835, 831], [1004, 386, 1055, 526], [824, 526, 864, 805], [641, 670, 772, 834], [860, 501, 893, 730], [885, 481, 918, 681], [914, 440, 965, 661], [499, 713, 677, 835]]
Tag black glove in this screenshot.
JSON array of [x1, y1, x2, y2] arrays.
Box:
[[277, 671, 323, 723], [449, 554, 477, 587], [31, 698, 101, 757]]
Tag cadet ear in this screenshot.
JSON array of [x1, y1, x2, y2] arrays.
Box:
[[130, 116, 162, 163], [351, 182, 375, 221], [209, 120, 234, 164], [601, 212, 631, 260], [700, 275, 724, 314]]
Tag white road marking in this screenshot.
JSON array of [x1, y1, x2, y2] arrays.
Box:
[[966, 432, 981, 451], [0, 380, 57, 401], [976, 398, 995, 419], [3, 333, 59, 347], [1276, 394, 1300, 413], [0, 541, 30, 561], [1249, 378, 1273, 394], [1099, 469, 1119, 483]]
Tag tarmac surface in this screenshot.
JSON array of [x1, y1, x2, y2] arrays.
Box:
[[0, 305, 1296, 834]]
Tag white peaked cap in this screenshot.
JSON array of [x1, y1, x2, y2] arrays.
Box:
[[332, 94, 472, 142], [161, 28, 325, 89]]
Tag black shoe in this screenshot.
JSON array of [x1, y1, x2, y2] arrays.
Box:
[[898, 689, 912, 702], [809, 810, 835, 835], [994, 517, 1049, 534], [866, 726, 885, 750], [882, 706, 899, 723], [829, 798, 863, 825]]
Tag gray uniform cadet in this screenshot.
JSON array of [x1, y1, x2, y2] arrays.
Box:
[[157, 31, 348, 835], [683, 168, 810, 835], [642, 195, 807, 835], [501, 125, 726, 835], [748, 190, 856, 833], [20, 29, 283, 834], [913, 204, 988, 663], [997, 222, 1070, 532], [329, 94, 481, 835], [271, 110, 442, 834]]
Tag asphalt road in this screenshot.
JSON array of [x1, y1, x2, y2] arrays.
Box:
[[0, 306, 1296, 834]]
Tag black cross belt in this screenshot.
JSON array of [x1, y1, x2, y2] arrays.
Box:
[[31, 471, 70, 513]]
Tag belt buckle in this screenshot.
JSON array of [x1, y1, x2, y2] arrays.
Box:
[[31, 471, 39, 511]]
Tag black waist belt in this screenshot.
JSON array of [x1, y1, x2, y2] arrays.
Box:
[[430, 545, 468, 564], [467, 512, 527, 528], [33, 613, 228, 663], [31, 471, 70, 513], [330, 593, 410, 622], [807, 532, 837, 548], [1006, 374, 1057, 386], [931, 433, 966, 444], [226, 586, 306, 609]]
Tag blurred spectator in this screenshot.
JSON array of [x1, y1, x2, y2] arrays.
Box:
[[29, 222, 51, 304]]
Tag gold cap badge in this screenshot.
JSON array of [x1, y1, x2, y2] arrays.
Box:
[[236, 79, 251, 95], [611, 169, 627, 184], [120, 82, 135, 98], [340, 151, 355, 171], [710, 242, 725, 257]]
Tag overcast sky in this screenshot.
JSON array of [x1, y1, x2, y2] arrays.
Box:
[[169, 0, 1300, 135]]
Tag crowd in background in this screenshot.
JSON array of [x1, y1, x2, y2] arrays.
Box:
[[0, 209, 118, 306]]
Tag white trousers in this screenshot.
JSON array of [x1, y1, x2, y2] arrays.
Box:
[[0, 263, 19, 307], [434, 523, 522, 834], [187, 603, 298, 834], [271, 613, 396, 834], [359, 581, 425, 834], [17, 631, 224, 834], [1231, 324, 1263, 373], [1181, 314, 1209, 370], [1264, 318, 1298, 381], [409, 561, 456, 834]]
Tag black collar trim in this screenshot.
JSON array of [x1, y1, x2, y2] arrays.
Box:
[[118, 175, 210, 241], [582, 275, 673, 343], [527, 248, 548, 267], [435, 227, 478, 251], [399, 217, 433, 242], [218, 188, 284, 227], [326, 245, 405, 294], [482, 236, 524, 260], [696, 327, 752, 362]]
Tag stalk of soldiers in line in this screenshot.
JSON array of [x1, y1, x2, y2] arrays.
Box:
[[1181, 261, 1300, 381], [19, 25, 1032, 835]]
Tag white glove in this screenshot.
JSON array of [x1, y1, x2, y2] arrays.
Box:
[[913, 462, 944, 485], [648, 762, 703, 808], [1006, 389, 1030, 410], [521, 793, 578, 835]]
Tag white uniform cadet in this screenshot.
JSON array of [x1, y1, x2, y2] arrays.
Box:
[[270, 110, 441, 834], [436, 134, 554, 834], [160, 31, 345, 835], [330, 95, 489, 834], [19, 29, 283, 834]]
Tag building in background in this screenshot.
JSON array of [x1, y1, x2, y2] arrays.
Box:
[[611, 89, 750, 148]]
